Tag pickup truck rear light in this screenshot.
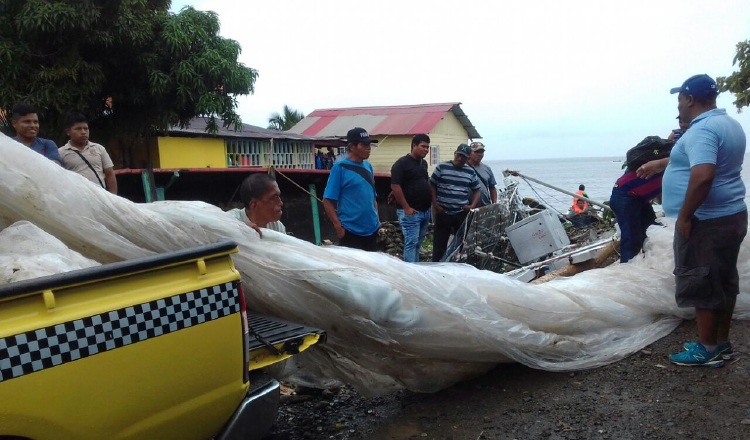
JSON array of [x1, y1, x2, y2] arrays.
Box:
[[238, 283, 250, 383]]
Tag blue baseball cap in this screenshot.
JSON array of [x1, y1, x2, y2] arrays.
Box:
[[670, 74, 718, 99]]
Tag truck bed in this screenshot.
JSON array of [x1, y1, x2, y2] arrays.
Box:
[[247, 313, 326, 370]]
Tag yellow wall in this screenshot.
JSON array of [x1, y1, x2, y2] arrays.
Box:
[[429, 112, 470, 164], [366, 111, 470, 174], [368, 135, 413, 174], [157, 137, 226, 168]]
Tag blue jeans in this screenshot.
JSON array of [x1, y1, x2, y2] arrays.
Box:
[[397, 208, 431, 262]]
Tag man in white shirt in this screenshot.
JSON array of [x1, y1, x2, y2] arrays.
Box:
[[228, 173, 286, 236]]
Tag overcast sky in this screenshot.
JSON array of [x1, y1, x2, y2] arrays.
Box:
[[171, 0, 750, 160]]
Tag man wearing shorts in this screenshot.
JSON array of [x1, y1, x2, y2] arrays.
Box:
[[662, 74, 747, 367]]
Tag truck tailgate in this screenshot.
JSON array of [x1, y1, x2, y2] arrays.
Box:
[[247, 313, 325, 370]]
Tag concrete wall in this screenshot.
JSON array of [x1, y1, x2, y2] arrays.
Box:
[[157, 137, 226, 168]]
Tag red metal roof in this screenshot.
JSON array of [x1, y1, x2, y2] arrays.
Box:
[[115, 167, 392, 178], [292, 103, 481, 138]]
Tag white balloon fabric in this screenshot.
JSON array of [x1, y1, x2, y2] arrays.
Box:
[[0, 221, 100, 283], [1, 133, 749, 396]]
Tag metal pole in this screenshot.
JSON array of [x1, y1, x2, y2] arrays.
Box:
[[506, 171, 613, 212], [141, 168, 156, 203], [308, 184, 322, 246]]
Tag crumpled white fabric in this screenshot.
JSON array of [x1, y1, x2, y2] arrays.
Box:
[[1, 132, 748, 396], [0, 221, 100, 283]]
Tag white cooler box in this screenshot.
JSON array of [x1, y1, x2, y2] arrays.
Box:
[[506, 210, 570, 263]]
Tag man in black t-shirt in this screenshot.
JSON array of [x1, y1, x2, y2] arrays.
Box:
[[390, 134, 432, 262]]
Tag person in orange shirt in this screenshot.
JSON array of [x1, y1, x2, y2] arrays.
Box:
[[570, 184, 589, 213]]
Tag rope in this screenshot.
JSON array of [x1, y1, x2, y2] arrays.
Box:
[[519, 176, 568, 217], [224, 166, 325, 207], [269, 167, 324, 204]]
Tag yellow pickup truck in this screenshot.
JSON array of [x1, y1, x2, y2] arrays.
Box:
[[0, 240, 324, 440]]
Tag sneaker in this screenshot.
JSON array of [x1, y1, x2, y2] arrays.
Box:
[[683, 341, 734, 360], [670, 342, 725, 367], [717, 341, 734, 360]]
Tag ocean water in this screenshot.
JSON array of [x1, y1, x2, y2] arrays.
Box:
[[485, 155, 750, 214]]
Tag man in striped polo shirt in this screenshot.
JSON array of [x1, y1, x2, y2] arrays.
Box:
[[429, 143, 481, 262]]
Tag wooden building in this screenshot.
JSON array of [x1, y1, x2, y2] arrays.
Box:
[[288, 103, 482, 173]]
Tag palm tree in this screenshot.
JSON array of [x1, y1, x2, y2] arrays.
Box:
[[267, 105, 305, 131]]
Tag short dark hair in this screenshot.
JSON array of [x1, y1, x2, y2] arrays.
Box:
[[11, 103, 36, 120], [240, 173, 277, 208], [579, 184, 585, 191], [64, 112, 88, 129], [411, 133, 430, 147], [693, 94, 718, 106]]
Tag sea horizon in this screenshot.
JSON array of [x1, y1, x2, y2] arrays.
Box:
[[485, 154, 750, 214]]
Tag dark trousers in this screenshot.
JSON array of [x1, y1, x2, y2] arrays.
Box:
[[609, 188, 656, 263], [432, 210, 468, 262], [339, 230, 379, 252]]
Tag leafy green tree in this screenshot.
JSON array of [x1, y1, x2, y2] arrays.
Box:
[[267, 105, 305, 131], [717, 40, 750, 112], [0, 0, 258, 164]]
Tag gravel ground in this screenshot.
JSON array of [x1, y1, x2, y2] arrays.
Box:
[[264, 319, 750, 440]]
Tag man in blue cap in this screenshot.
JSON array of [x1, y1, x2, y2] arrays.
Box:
[[662, 74, 747, 367]]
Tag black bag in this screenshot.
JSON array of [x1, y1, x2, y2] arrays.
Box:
[[624, 136, 674, 172]]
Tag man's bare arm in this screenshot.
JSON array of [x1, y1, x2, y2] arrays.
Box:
[[323, 198, 345, 238], [103, 168, 118, 194], [636, 158, 670, 179], [390, 183, 415, 214]]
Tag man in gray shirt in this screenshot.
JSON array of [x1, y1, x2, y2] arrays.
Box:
[[467, 142, 497, 206]]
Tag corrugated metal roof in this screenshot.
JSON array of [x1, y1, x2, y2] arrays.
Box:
[[304, 115, 387, 137], [167, 117, 319, 141], [289, 103, 481, 139]]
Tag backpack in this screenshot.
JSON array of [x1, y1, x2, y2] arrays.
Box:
[[623, 136, 674, 172]]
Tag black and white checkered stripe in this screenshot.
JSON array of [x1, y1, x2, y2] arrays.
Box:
[[0, 281, 240, 382]]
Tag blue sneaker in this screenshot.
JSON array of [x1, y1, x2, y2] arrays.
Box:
[[670, 342, 724, 367], [717, 341, 734, 360], [683, 341, 734, 360]]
